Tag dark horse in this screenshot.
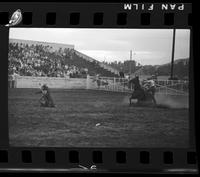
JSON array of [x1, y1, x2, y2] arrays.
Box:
[[129, 76, 156, 106]]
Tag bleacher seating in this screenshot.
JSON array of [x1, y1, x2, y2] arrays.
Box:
[[8, 42, 118, 78]]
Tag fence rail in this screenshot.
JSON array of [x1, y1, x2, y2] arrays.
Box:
[[8, 75, 189, 96], [95, 76, 189, 96]]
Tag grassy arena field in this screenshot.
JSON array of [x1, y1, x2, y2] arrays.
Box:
[[8, 88, 189, 147]]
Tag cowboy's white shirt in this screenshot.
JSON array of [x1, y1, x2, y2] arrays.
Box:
[[148, 80, 155, 87]]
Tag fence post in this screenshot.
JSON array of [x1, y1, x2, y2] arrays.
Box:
[[113, 77, 115, 91], [86, 74, 90, 89], [14, 75, 18, 88]]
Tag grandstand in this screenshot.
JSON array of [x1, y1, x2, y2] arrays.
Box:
[[75, 50, 119, 75], [9, 38, 75, 51], [9, 39, 119, 78]]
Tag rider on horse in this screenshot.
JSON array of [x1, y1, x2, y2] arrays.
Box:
[[129, 75, 157, 105]]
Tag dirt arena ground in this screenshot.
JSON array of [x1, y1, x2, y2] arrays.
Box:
[[8, 88, 189, 147]]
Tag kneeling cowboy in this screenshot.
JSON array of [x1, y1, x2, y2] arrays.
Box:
[[36, 84, 55, 107]]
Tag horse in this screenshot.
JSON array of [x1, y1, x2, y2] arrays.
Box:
[[129, 76, 157, 106]]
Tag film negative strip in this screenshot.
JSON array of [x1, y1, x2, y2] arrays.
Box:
[[0, 2, 198, 174]]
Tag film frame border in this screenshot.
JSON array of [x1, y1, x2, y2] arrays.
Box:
[[0, 3, 192, 27], [0, 2, 197, 173]]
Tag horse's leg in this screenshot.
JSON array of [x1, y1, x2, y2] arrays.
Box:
[[130, 91, 137, 105], [137, 98, 141, 105], [136, 91, 144, 105]]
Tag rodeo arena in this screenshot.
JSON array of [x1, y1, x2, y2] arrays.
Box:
[[8, 36, 190, 147]]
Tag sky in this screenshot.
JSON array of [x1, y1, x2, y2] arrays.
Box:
[[9, 28, 190, 65]]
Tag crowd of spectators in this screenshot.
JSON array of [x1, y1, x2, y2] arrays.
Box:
[[8, 42, 89, 78], [8, 42, 118, 78]]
